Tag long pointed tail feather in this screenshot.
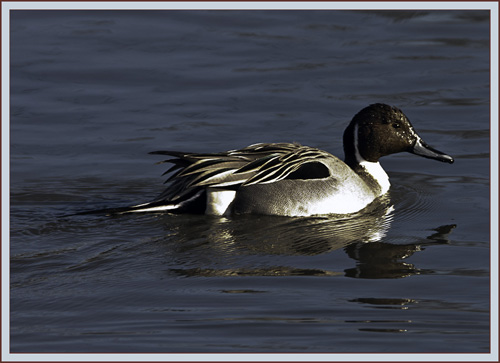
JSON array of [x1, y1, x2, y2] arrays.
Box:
[[70, 201, 179, 216]]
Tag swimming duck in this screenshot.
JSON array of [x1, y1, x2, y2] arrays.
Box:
[[96, 103, 454, 217]]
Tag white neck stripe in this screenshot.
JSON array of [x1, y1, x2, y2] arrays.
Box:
[[353, 124, 390, 195], [353, 123, 364, 164]]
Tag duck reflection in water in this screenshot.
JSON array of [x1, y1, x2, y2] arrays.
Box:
[[343, 224, 456, 279], [164, 195, 456, 279]]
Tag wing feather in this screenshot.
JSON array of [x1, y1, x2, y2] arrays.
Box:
[[149, 143, 332, 204]]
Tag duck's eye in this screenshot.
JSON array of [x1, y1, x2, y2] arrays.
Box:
[[392, 122, 401, 129]]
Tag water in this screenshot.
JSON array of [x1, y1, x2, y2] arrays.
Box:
[[9, 9, 491, 355]]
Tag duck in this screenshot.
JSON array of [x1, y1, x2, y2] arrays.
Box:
[[90, 103, 454, 217]]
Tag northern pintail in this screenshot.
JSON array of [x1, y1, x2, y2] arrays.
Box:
[[92, 103, 454, 217]]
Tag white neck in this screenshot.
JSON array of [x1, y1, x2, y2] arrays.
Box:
[[353, 124, 390, 195], [359, 160, 390, 195]]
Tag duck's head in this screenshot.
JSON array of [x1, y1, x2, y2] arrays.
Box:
[[343, 103, 454, 166]]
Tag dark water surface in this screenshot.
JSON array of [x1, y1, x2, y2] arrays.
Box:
[[9, 9, 491, 355]]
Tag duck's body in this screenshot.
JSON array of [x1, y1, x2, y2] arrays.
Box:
[[134, 143, 387, 216], [89, 104, 453, 217], [227, 150, 384, 216]]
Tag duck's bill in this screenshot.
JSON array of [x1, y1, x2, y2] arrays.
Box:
[[410, 139, 454, 164]]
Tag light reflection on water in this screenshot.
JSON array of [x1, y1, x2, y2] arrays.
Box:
[[128, 196, 455, 280]]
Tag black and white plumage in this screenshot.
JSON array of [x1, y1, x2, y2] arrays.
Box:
[[119, 143, 336, 215], [83, 104, 454, 217]]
